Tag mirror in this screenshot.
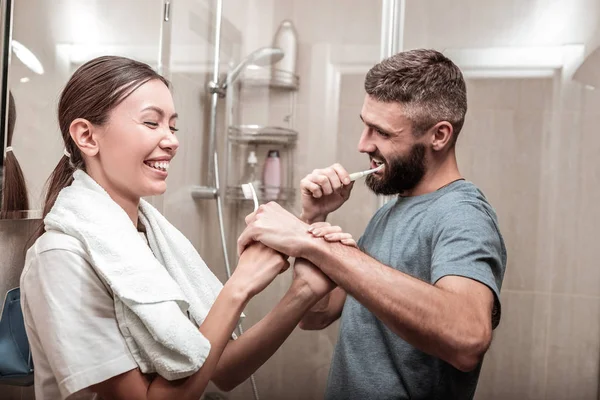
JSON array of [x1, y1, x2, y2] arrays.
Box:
[[0, 0, 166, 219], [0, 0, 232, 220]]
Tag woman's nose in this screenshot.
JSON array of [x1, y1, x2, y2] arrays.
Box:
[[161, 130, 179, 153]]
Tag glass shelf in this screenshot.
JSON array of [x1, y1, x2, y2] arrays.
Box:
[[228, 125, 298, 145], [238, 67, 299, 91], [225, 185, 295, 203]]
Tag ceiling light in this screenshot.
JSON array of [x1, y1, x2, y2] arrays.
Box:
[[11, 40, 44, 75]]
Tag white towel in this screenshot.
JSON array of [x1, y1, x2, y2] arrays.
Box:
[[44, 170, 225, 380]]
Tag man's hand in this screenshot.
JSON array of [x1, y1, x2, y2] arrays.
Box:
[[238, 202, 312, 258], [308, 222, 358, 248], [300, 163, 353, 223]]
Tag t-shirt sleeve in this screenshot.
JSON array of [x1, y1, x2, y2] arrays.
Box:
[[22, 248, 138, 398], [430, 202, 506, 329]]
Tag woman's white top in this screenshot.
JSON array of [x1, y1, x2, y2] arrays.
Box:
[[20, 231, 138, 399]]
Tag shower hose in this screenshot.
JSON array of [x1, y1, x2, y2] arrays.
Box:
[[213, 151, 261, 400]]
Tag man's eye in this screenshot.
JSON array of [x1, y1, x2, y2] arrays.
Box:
[[144, 122, 159, 128], [169, 126, 179, 133], [376, 129, 389, 138]]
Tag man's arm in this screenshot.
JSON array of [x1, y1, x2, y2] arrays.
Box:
[[299, 240, 494, 372], [298, 287, 347, 330], [238, 202, 500, 372]]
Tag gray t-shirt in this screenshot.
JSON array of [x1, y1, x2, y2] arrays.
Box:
[[325, 180, 506, 400]]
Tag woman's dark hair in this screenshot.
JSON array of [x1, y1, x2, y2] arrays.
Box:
[[36, 55, 168, 238], [1, 91, 29, 219]]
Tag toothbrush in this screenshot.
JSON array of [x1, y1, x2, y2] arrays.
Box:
[[241, 182, 259, 211], [348, 163, 384, 181]]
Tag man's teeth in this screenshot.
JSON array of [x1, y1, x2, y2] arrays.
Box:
[[146, 161, 170, 171], [373, 160, 384, 166]]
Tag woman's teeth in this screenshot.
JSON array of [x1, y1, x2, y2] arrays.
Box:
[[145, 161, 170, 171]]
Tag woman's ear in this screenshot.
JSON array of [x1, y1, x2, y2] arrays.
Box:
[[431, 121, 454, 151], [69, 118, 98, 157]]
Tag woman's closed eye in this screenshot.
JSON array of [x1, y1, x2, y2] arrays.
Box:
[[144, 121, 179, 132]]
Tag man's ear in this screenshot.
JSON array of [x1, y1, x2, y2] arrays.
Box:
[[69, 118, 99, 157], [431, 121, 454, 151]]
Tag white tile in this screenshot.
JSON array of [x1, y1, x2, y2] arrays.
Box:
[[475, 291, 550, 400], [545, 295, 600, 400]]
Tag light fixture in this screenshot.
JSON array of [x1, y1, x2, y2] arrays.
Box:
[[11, 40, 44, 75], [19, 77, 30, 83]]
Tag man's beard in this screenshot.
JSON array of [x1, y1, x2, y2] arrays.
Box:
[[366, 143, 426, 195]]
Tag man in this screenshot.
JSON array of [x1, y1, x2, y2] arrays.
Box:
[[238, 49, 506, 399]]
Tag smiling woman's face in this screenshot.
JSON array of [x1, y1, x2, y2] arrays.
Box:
[[88, 79, 180, 203]]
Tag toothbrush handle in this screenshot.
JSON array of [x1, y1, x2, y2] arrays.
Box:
[[250, 184, 259, 211], [349, 165, 383, 181], [348, 171, 365, 181]]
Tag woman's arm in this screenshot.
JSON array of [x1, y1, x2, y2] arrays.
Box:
[[90, 243, 288, 400], [211, 278, 320, 391], [211, 222, 357, 389], [211, 254, 339, 390], [91, 282, 247, 400]]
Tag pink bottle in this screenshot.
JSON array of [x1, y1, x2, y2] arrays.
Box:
[[262, 150, 281, 201]]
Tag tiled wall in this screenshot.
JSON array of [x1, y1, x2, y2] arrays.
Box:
[[460, 78, 600, 400], [404, 0, 600, 49]]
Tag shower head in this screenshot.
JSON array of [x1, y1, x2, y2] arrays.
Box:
[[223, 47, 284, 87]]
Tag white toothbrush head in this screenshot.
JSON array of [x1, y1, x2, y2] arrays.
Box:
[[241, 183, 259, 211]]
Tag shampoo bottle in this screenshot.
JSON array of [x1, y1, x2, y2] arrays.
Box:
[[262, 150, 281, 201], [272, 20, 298, 80]]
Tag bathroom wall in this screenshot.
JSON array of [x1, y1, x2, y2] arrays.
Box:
[[404, 0, 600, 49], [456, 77, 595, 399], [461, 74, 600, 400]]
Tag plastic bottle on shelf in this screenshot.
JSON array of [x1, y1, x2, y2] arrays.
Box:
[[242, 150, 262, 192], [272, 19, 298, 85], [262, 150, 281, 201]]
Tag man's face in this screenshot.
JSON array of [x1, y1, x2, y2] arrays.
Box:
[[358, 95, 428, 195]]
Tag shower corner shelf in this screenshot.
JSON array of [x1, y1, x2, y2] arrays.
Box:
[[225, 124, 297, 206], [228, 125, 298, 145], [225, 186, 295, 204], [239, 68, 299, 91]]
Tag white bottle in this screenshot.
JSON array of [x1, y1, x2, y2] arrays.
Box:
[[272, 20, 298, 78], [242, 150, 261, 190]]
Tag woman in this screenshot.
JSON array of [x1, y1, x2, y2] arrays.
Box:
[[20, 56, 354, 400]]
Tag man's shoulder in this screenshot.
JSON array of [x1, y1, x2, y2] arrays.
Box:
[[430, 181, 494, 216]]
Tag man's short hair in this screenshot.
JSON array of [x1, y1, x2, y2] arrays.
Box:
[[365, 49, 467, 144]]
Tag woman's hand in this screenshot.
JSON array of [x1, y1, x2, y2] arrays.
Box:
[[307, 222, 358, 248], [293, 258, 335, 302], [231, 243, 290, 298]]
